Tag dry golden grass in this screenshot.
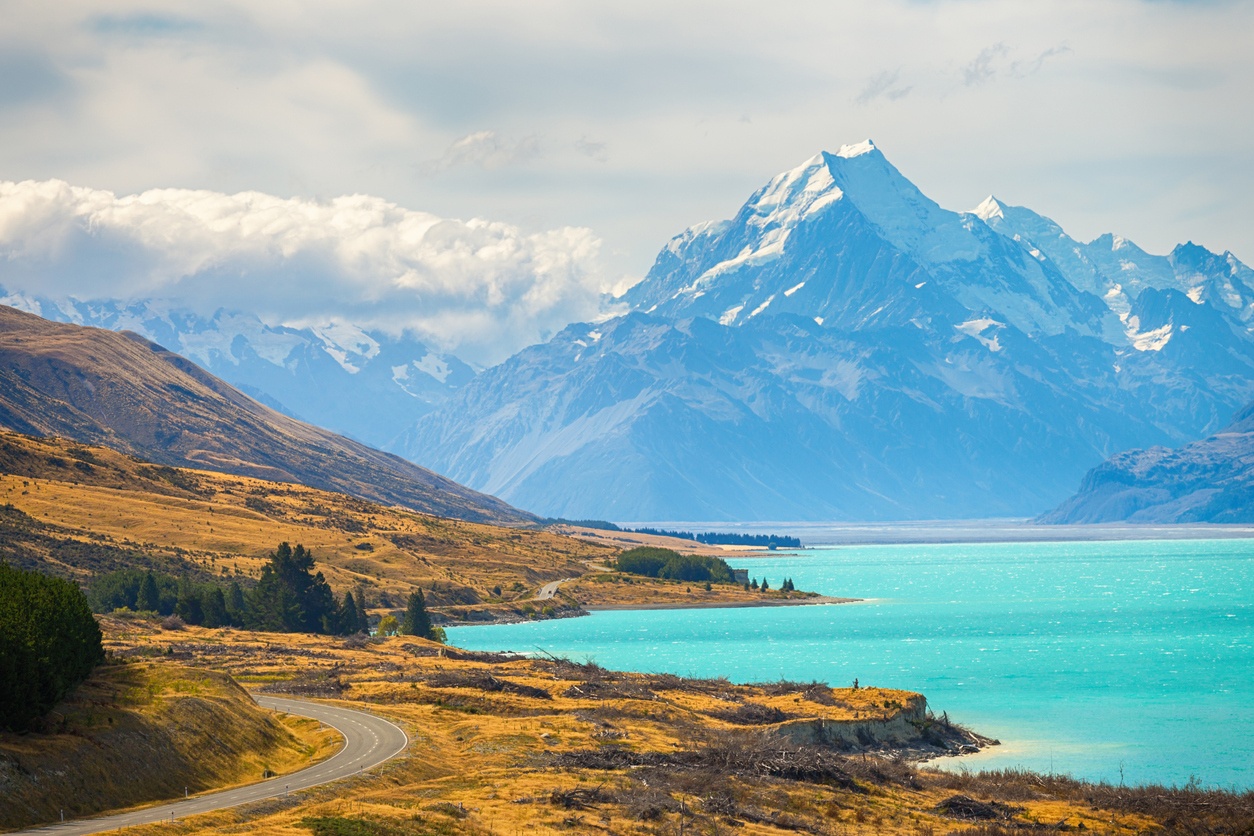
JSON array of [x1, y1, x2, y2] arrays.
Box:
[[0, 660, 338, 831], [1, 431, 830, 620], [78, 620, 1204, 836]]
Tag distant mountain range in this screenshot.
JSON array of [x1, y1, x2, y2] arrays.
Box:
[[0, 305, 529, 525], [403, 142, 1254, 520], [6, 142, 1252, 523], [1043, 399, 1254, 524], [0, 292, 473, 450]]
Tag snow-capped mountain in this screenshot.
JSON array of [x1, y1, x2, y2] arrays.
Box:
[[0, 292, 474, 449], [402, 141, 1254, 520]]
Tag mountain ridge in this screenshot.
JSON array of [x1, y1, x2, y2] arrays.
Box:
[[0, 292, 474, 451], [0, 305, 530, 525]]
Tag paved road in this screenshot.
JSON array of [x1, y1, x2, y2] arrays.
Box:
[[536, 577, 575, 600], [14, 695, 408, 836]]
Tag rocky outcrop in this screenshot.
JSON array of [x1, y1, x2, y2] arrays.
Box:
[[773, 695, 995, 759]]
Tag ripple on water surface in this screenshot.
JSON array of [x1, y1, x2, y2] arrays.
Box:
[[448, 538, 1254, 789]]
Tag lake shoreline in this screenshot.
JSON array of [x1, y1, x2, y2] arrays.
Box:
[[585, 594, 860, 612]]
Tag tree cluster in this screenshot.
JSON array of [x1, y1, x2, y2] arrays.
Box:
[[1, 563, 105, 731], [89, 543, 369, 635], [624, 527, 802, 549], [745, 577, 794, 592], [616, 547, 734, 584]]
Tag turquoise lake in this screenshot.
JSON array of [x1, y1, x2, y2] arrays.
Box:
[[446, 539, 1253, 789]]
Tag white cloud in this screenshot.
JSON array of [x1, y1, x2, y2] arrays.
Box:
[[0, 179, 617, 365], [0, 0, 1251, 293]]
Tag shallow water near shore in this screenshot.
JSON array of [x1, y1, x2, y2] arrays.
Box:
[[447, 538, 1253, 789]]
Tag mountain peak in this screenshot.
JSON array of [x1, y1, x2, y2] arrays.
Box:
[[971, 195, 1006, 221], [833, 139, 878, 159]]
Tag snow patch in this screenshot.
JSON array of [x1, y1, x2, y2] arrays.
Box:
[[1129, 322, 1173, 351], [310, 322, 381, 374], [414, 353, 451, 383], [720, 304, 745, 326], [784, 281, 806, 297], [814, 316, 824, 325], [954, 318, 1004, 352], [748, 294, 776, 319]]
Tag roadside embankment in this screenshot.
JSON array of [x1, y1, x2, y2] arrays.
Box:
[[0, 661, 337, 831]]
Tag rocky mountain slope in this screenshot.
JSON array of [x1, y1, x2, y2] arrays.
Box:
[[403, 142, 1254, 520], [0, 305, 529, 524], [1042, 400, 1254, 524], [0, 294, 472, 449]]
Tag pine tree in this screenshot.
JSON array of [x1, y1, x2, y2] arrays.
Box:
[[760, 578, 770, 592], [136, 571, 160, 612], [750, 578, 759, 590], [175, 579, 203, 624], [226, 581, 247, 626], [401, 590, 431, 639], [353, 589, 368, 632], [200, 586, 229, 628], [338, 591, 361, 635]]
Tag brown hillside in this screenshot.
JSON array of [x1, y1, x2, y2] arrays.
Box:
[[0, 305, 530, 525], [0, 661, 335, 831], [0, 431, 824, 619]]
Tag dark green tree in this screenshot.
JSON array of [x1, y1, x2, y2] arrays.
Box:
[[760, 578, 770, 592], [136, 570, 160, 612], [247, 543, 337, 633], [337, 591, 361, 635], [401, 589, 432, 639], [353, 589, 368, 632], [226, 581, 248, 625], [200, 586, 229, 628], [175, 579, 203, 624], [0, 564, 105, 731]]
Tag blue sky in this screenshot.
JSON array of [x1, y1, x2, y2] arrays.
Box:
[[0, 0, 1251, 361]]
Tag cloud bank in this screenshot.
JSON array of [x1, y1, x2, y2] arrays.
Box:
[[0, 1, 1251, 297], [0, 179, 617, 365]]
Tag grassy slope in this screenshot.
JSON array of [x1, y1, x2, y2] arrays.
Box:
[[0, 304, 528, 525], [0, 430, 810, 617], [0, 661, 338, 831], [88, 621, 1247, 836]]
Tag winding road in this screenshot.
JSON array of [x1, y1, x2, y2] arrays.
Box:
[[14, 695, 408, 836], [536, 577, 575, 600]]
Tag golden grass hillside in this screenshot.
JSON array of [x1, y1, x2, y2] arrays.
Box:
[[0, 430, 819, 620], [0, 304, 526, 524], [0, 660, 337, 831], [86, 619, 1251, 836]]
